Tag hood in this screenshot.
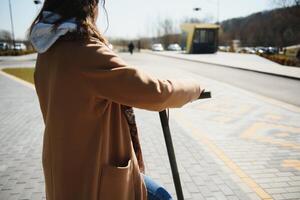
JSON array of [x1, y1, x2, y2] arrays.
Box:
[[30, 11, 77, 53]]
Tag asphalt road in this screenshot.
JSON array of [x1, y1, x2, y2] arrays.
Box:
[[0, 53, 37, 68], [1, 52, 300, 107], [120, 52, 300, 107]]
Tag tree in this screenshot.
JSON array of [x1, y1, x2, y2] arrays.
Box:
[[272, 0, 300, 7], [156, 18, 177, 47], [0, 30, 12, 42], [220, 5, 300, 47], [182, 15, 215, 24]]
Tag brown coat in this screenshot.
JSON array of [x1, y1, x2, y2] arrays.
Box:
[[34, 37, 201, 200]]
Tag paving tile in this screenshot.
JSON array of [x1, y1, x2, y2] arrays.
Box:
[[271, 194, 286, 200], [282, 192, 300, 199], [218, 184, 234, 196], [288, 181, 300, 186], [265, 187, 287, 194], [285, 186, 300, 193], [247, 193, 261, 200], [1, 54, 300, 200]]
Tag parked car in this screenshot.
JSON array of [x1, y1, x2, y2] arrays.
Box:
[[13, 43, 27, 51], [254, 46, 279, 55], [0, 42, 9, 50], [151, 43, 164, 51], [167, 43, 182, 51], [238, 47, 256, 54], [265, 47, 279, 55], [218, 46, 230, 52], [255, 47, 267, 54]]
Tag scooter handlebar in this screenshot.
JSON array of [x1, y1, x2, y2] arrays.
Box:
[[198, 90, 211, 99]]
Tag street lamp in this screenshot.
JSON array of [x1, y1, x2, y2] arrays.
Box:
[[195, 0, 220, 24], [208, 0, 220, 24], [217, 0, 220, 24], [193, 7, 202, 23], [33, 0, 42, 12], [8, 0, 15, 49]]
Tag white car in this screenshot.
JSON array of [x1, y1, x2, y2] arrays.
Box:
[[151, 43, 164, 51], [167, 44, 182, 51], [218, 46, 230, 52], [13, 43, 27, 51], [0, 42, 9, 50]]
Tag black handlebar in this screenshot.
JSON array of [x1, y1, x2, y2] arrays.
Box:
[[198, 90, 211, 99]]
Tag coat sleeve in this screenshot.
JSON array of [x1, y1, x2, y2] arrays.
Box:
[[80, 41, 201, 111]]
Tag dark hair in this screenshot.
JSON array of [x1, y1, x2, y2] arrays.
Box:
[[29, 0, 108, 44]]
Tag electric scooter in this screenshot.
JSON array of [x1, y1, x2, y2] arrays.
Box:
[[159, 91, 211, 200]]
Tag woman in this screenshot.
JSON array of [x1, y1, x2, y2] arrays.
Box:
[[30, 0, 202, 199]]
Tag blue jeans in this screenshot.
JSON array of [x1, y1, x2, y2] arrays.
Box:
[[141, 173, 174, 200]]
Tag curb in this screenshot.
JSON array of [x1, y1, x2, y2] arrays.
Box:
[[0, 69, 35, 90], [145, 51, 300, 81]]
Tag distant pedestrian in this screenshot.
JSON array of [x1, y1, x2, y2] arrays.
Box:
[[128, 41, 135, 54], [29, 0, 203, 199]]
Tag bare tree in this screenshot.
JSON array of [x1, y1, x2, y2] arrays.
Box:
[[156, 18, 177, 47], [182, 15, 215, 24], [158, 19, 174, 36], [272, 0, 300, 7], [0, 30, 12, 42]]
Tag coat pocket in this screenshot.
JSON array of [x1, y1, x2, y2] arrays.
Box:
[[99, 160, 135, 200]]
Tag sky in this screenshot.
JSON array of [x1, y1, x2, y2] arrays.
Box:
[[0, 0, 280, 40]]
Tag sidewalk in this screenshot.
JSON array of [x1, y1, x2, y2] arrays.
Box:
[[0, 71, 45, 200], [145, 51, 300, 80], [1, 57, 300, 200], [0, 70, 254, 200]]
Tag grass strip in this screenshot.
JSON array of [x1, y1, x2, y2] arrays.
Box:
[[2, 68, 35, 84]]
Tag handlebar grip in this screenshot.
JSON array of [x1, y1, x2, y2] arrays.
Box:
[[198, 91, 211, 99]]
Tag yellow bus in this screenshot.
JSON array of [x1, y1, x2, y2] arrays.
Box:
[[181, 23, 220, 54]]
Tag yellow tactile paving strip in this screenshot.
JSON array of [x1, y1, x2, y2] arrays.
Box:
[[241, 122, 300, 150], [282, 160, 300, 171], [174, 112, 274, 200]]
